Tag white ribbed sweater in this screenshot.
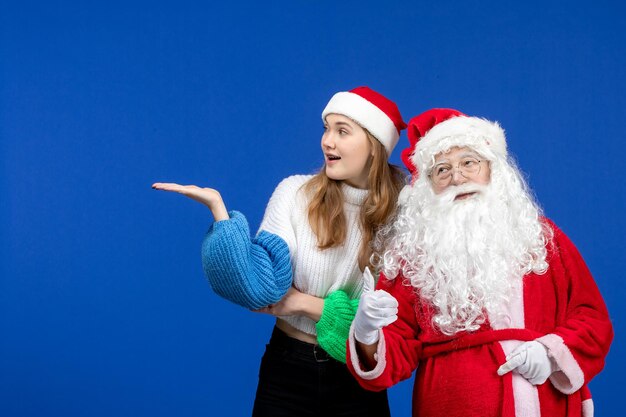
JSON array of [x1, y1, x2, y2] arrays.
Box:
[[259, 175, 368, 336]]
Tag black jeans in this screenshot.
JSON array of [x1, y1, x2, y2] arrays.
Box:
[[252, 326, 390, 417]]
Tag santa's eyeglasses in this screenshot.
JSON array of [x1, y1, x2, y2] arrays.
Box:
[[429, 157, 483, 187]]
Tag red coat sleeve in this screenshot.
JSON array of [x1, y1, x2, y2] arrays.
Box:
[[536, 220, 613, 394], [347, 273, 423, 391]]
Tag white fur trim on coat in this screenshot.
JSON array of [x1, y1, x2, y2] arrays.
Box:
[[536, 333, 585, 394], [582, 398, 594, 417], [348, 323, 388, 380]]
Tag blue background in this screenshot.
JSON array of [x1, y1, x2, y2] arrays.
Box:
[[2, 1, 624, 415]]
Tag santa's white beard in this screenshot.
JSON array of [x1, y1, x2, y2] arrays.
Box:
[[377, 167, 549, 336]]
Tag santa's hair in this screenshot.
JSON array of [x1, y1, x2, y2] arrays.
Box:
[[372, 146, 553, 335]]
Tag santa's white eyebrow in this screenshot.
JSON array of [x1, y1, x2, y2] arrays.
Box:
[[434, 152, 481, 165]]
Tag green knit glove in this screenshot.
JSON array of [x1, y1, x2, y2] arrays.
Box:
[[316, 290, 360, 363]]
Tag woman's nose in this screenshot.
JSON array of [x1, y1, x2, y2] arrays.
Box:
[[322, 133, 335, 149]]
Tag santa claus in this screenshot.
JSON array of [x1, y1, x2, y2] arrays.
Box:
[[347, 108, 613, 417]]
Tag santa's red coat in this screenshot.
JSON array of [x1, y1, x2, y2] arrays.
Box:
[[347, 219, 613, 417]]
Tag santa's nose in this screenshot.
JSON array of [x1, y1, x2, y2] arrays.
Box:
[[450, 169, 468, 185]]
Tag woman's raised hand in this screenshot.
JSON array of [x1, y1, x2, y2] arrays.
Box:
[[151, 182, 229, 221]]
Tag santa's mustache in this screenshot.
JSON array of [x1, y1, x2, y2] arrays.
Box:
[[435, 183, 490, 205]]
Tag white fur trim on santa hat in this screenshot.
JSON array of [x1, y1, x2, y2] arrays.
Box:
[[322, 91, 400, 156], [411, 116, 507, 174]]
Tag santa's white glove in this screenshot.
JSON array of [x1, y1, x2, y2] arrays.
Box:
[[353, 267, 399, 345], [497, 340, 559, 385]]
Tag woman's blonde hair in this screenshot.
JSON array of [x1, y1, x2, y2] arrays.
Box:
[[304, 132, 405, 270]]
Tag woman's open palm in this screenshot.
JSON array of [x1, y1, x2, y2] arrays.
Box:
[[152, 182, 229, 221]]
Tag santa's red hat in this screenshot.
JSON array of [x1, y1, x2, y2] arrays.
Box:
[[322, 86, 406, 157], [401, 108, 507, 180]]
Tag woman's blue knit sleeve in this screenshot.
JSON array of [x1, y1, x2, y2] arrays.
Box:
[[201, 210, 293, 310]]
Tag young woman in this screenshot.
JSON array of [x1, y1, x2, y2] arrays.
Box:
[[152, 87, 406, 416]]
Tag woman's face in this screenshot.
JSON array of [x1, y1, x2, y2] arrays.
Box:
[[321, 114, 373, 189]]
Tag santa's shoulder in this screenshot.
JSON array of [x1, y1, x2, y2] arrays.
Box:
[[539, 216, 583, 257], [539, 216, 569, 239]]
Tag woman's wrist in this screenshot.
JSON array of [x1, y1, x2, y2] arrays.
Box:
[[297, 292, 324, 322], [208, 198, 229, 221]]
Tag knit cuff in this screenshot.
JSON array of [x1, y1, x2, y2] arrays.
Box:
[[201, 210, 292, 309], [316, 290, 359, 363]]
